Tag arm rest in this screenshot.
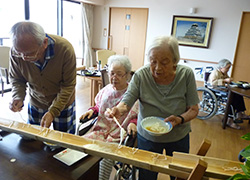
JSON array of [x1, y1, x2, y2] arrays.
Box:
[[77, 113, 98, 136], [123, 134, 137, 147], [0, 67, 10, 84], [78, 118, 98, 136], [80, 113, 98, 124]]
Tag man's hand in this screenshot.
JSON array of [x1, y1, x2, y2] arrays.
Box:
[[40, 112, 54, 128], [9, 99, 24, 112]]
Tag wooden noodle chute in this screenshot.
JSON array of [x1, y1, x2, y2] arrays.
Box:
[[0, 118, 188, 178], [0, 118, 243, 179], [170, 152, 244, 179]]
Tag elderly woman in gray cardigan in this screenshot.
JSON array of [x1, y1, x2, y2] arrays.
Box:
[[106, 36, 199, 180]]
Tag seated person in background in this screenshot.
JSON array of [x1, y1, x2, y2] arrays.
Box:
[[208, 59, 250, 129], [79, 55, 138, 180]]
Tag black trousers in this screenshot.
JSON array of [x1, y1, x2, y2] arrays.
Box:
[[229, 93, 246, 115], [137, 133, 190, 180]]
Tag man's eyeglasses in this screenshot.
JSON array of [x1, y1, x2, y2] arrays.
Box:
[[11, 46, 41, 60], [108, 72, 127, 78]]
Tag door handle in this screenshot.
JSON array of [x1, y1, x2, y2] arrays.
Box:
[[123, 47, 129, 56], [108, 36, 113, 50]]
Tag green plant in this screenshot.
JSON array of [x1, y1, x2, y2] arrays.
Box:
[[228, 133, 250, 180]]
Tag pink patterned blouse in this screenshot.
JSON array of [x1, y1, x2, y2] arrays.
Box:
[[83, 84, 138, 143]]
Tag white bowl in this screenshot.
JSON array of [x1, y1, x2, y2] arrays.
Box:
[[141, 116, 172, 136]]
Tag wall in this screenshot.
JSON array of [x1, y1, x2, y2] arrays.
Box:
[[92, 0, 250, 80]]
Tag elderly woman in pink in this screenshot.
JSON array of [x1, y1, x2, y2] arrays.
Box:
[[79, 55, 138, 180]]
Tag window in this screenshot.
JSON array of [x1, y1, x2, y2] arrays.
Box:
[[0, 0, 25, 46], [0, 0, 83, 59], [29, 0, 57, 34], [63, 1, 83, 58]]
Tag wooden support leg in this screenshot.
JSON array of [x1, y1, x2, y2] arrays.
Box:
[[175, 139, 211, 180], [196, 139, 211, 156], [187, 159, 207, 180]]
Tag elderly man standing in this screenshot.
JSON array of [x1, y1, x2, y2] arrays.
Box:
[[9, 21, 76, 134]]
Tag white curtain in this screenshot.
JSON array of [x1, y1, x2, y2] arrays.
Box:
[[81, 3, 94, 68]]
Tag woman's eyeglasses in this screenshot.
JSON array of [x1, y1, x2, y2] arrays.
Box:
[[108, 72, 127, 78]]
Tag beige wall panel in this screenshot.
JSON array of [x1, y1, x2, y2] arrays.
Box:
[[232, 12, 250, 82], [128, 8, 148, 70]]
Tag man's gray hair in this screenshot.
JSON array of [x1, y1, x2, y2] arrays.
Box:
[[107, 55, 132, 73], [218, 59, 232, 69], [10, 21, 45, 45], [147, 36, 180, 65]]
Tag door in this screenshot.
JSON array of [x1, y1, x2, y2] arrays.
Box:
[[231, 11, 250, 114], [232, 12, 250, 82], [109, 8, 148, 71]]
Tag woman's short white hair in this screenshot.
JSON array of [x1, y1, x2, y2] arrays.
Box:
[[10, 21, 46, 46], [218, 59, 232, 69], [147, 36, 180, 65], [107, 55, 132, 73]]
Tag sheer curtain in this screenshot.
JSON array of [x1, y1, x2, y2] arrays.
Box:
[[81, 3, 94, 68]]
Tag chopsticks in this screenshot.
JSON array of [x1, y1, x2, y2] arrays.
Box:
[[106, 108, 126, 147], [113, 115, 123, 129], [106, 108, 123, 129]]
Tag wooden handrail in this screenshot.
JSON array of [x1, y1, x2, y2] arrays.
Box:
[[180, 58, 218, 64], [92, 47, 104, 52]]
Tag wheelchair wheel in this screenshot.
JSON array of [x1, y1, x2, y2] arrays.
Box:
[[197, 87, 218, 120], [238, 148, 246, 162]]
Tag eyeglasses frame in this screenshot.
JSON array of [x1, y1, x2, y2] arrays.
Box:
[[108, 71, 127, 78], [11, 44, 42, 60]]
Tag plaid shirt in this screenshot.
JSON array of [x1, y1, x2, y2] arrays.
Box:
[[28, 101, 76, 134], [34, 34, 55, 70]]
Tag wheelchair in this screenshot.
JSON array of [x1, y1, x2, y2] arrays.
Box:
[[197, 72, 236, 120], [77, 114, 137, 180]]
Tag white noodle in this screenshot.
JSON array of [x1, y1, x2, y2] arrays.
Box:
[[106, 108, 126, 147], [151, 154, 160, 163], [132, 147, 139, 154], [117, 144, 123, 149], [119, 128, 126, 147], [44, 128, 49, 137], [148, 122, 166, 133], [151, 153, 167, 161], [222, 166, 243, 172], [18, 112, 26, 123], [38, 127, 46, 135], [8, 121, 14, 128]]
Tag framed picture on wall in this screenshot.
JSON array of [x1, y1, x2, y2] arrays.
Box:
[[171, 16, 213, 48]]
